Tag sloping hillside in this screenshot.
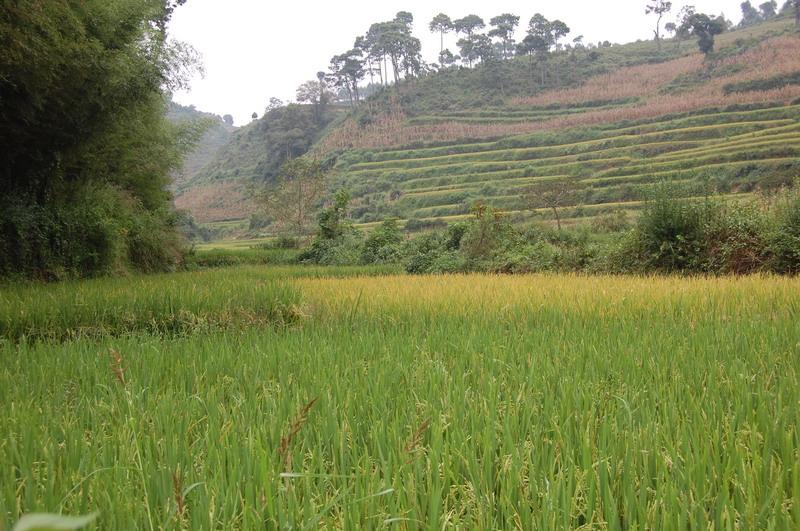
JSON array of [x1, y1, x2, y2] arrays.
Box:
[[172, 103, 346, 223], [324, 17, 800, 227], [177, 15, 799, 228], [167, 103, 235, 191]]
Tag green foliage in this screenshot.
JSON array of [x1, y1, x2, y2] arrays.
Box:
[[611, 185, 800, 274], [361, 219, 403, 264], [679, 13, 727, 55], [298, 190, 367, 265], [195, 104, 339, 189], [392, 185, 800, 276], [623, 186, 709, 272], [767, 185, 800, 272], [0, 0, 199, 279]]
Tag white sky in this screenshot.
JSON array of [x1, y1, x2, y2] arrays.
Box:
[[169, 0, 747, 125]]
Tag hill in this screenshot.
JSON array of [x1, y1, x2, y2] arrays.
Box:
[[167, 103, 235, 191], [324, 16, 800, 228], [178, 14, 800, 229], [171, 103, 346, 223]]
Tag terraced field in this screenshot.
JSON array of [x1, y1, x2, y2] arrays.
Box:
[[335, 103, 800, 225]]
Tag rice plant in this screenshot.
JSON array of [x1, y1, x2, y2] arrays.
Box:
[[1, 271, 799, 528]]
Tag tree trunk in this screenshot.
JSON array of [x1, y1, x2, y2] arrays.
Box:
[[655, 13, 663, 50], [796, 0, 800, 27], [390, 55, 399, 84], [552, 206, 561, 231], [529, 55, 534, 91]]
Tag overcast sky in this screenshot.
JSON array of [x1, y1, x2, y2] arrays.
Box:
[[169, 0, 747, 125]]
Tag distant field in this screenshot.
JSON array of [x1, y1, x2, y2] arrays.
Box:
[[335, 103, 800, 225], [1, 269, 799, 528]]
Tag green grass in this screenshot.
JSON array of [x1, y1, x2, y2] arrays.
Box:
[[0, 266, 398, 343], [1, 272, 799, 528], [188, 247, 301, 268]]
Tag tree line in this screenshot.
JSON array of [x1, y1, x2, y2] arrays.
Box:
[[288, 1, 800, 110]]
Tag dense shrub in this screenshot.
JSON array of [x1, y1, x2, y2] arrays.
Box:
[[295, 185, 800, 277], [611, 185, 800, 275], [394, 185, 800, 276], [620, 189, 709, 273], [767, 187, 800, 274], [361, 220, 403, 264], [0, 185, 182, 280]]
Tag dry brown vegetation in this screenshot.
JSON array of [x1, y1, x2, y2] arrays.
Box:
[[318, 36, 800, 152], [512, 55, 704, 106], [174, 180, 256, 223]]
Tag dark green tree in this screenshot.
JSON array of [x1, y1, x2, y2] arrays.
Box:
[[759, 0, 778, 17], [680, 13, 726, 55], [429, 13, 454, 57], [524, 14, 555, 84], [0, 0, 200, 278], [454, 15, 485, 38], [550, 20, 571, 48], [364, 15, 421, 84], [740, 1, 762, 25], [317, 190, 352, 240], [329, 49, 365, 105], [457, 34, 495, 67], [488, 14, 520, 59]]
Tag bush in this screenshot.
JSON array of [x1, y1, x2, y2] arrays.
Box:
[[361, 219, 403, 264], [128, 209, 187, 274], [619, 189, 709, 273], [403, 232, 449, 274], [700, 201, 770, 274], [610, 185, 800, 275], [0, 184, 187, 280], [768, 187, 800, 274]]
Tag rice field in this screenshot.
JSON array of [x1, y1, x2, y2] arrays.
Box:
[[1, 267, 799, 529], [334, 103, 800, 225]]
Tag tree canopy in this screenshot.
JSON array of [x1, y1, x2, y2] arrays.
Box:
[[0, 0, 200, 278], [680, 12, 727, 55]]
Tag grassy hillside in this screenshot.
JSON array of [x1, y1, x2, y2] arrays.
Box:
[[324, 20, 800, 228], [173, 104, 347, 223], [167, 103, 235, 191], [334, 102, 800, 225], [178, 15, 799, 228]]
